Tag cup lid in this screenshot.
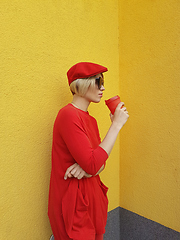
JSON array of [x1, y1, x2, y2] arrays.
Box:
[[105, 95, 120, 105]]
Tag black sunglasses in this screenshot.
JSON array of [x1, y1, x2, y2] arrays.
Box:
[[95, 76, 104, 89]]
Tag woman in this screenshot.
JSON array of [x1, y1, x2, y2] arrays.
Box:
[[48, 62, 129, 240]]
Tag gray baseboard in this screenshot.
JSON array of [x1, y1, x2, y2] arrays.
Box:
[[120, 207, 180, 240], [104, 207, 180, 240]]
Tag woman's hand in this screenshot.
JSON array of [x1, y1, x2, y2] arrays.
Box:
[[100, 102, 129, 156], [64, 163, 92, 180], [111, 102, 129, 129]]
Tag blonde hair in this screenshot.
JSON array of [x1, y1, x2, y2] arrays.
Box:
[[70, 76, 96, 97]]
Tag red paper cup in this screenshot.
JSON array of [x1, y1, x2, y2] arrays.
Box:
[[105, 95, 121, 114]]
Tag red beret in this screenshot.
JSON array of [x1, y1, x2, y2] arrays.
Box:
[[67, 62, 108, 85]]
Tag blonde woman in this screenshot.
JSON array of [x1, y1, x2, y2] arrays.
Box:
[[48, 62, 129, 240]]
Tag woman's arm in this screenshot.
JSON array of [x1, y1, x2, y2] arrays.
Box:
[[64, 163, 105, 180], [64, 163, 91, 180], [99, 102, 129, 156], [59, 109, 108, 175], [95, 164, 104, 175], [64, 102, 129, 179]]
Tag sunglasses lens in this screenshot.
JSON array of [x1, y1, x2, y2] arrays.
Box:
[[96, 77, 104, 89]]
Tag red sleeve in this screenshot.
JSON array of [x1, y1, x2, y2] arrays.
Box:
[[57, 108, 108, 175]]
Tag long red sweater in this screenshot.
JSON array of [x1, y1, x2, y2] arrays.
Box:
[[48, 104, 109, 240]]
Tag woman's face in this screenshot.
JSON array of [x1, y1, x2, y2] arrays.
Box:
[[84, 73, 105, 103]]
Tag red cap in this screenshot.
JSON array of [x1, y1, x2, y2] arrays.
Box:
[[67, 62, 108, 85]]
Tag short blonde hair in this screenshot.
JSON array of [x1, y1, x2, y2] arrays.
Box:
[[70, 76, 96, 96]]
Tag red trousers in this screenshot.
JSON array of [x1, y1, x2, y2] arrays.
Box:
[[73, 236, 103, 240], [53, 235, 103, 240], [95, 234, 103, 240]]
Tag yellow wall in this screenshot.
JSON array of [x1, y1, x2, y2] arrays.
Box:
[[119, 0, 180, 233], [0, 1, 120, 239], [2, 0, 179, 238]]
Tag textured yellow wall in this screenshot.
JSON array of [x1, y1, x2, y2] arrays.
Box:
[[0, 1, 119, 239], [119, 0, 180, 232]]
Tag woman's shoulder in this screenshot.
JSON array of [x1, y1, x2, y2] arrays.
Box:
[[53, 104, 76, 129], [57, 104, 77, 118], [59, 103, 73, 113], [56, 104, 96, 124]]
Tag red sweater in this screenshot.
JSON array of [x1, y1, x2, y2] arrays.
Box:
[[48, 104, 109, 240]]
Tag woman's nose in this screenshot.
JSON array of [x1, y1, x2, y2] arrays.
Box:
[[100, 85, 105, 91]]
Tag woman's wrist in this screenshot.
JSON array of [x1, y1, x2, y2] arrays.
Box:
[[111, 120, 123, 131]]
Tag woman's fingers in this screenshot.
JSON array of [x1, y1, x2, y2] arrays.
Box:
[[64, 163, 78, 180], [118, 102, 124, 109], [112, 102, 129, 129], [77, 171, 86, 180], [121, 106, 128, 114], [72, 166, 86, 179], [64, 163, 88, 180], [67, 172, 73, 178]]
